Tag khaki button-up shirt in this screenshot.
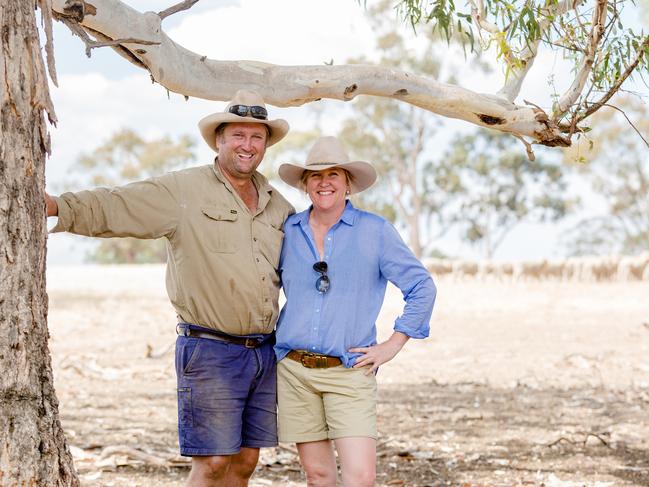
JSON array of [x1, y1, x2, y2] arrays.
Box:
[[53, 163, 295, 335]]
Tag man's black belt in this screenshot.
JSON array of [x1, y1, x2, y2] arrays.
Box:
[[176, 323, 273, 349]]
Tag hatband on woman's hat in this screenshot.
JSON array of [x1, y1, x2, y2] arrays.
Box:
[[278, 136, 377, 194], [198, 90, 289, 151]]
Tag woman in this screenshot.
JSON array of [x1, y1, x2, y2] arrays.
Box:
[[275, 136, 437, 486]]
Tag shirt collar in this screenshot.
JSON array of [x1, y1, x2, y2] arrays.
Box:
[[340, 200, 357, 226], [293, 200, 358, 227]]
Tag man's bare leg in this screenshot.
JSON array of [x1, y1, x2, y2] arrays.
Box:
[[223, 448, 260, 486], [186, 448, 259, 487]]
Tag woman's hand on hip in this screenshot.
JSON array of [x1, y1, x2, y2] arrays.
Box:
[[349, 332, 410, 375]]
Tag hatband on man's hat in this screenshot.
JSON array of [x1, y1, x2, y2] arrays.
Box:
[[198, 89, 289, 151], [278, 136, 377, 194]]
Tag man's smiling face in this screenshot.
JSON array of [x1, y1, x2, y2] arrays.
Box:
[[216, 122, 268, 181]]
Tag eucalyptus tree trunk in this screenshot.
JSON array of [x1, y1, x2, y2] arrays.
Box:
[[0, 1, 78, 485]]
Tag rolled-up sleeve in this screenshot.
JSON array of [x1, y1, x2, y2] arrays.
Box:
[[379, 222, 436, 339], [52, 173, 180, 239]]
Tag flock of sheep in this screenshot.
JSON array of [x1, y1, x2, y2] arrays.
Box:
[[423, 252, 649, 281]]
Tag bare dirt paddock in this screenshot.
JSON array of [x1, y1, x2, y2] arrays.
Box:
[[46, 265, 649, 486]]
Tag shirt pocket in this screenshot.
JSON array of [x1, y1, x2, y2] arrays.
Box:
[[257, 223, 285, 269], [202, 206, 239, 253]]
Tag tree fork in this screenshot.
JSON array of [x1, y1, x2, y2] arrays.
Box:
[[0, 1, 78, 485]]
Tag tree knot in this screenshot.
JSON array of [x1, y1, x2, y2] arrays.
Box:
[[476, 114, 506, 125], [343, 84, 358, 100], [62, 0, 97, 23]]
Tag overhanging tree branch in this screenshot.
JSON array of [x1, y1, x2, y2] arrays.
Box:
[[576, 36, 649, 124], [498, 0, 588, 102], [54, 13, 159, 57], [470, 0, 499, 35], [158, 0, 200, 21], [51, 0, 572, 150], [553, 0, 608, 119]]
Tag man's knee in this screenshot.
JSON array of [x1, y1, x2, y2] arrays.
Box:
[[229, 448, 259, 478], [190, 455, 231, 480]]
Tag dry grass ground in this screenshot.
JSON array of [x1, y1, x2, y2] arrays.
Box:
[[46, 265, 649, 486]]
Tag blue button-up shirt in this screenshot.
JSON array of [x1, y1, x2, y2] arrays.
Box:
[[275, 201, 436, 368]]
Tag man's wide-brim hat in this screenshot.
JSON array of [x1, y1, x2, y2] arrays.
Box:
[[278, 136, 377, 195], [198, 89, 289, 151]]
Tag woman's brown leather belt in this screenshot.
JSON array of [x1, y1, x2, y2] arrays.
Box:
[[287, 350, 342, 368]]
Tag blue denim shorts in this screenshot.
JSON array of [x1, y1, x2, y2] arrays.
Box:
[[175, 333, 278, 456]]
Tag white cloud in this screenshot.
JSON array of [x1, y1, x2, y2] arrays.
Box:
[[167, 0, 375, 65]]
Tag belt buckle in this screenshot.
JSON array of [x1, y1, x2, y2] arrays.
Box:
[[300, 352, 316, 368], [315, 354, 329, 368], [244, 338, 258, 349]]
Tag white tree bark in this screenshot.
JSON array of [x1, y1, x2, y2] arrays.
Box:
[[554, 0, 608, 118], [51, 0, 572, 148], [485, 0, 587, 104]]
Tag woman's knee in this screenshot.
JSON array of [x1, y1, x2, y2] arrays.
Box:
[[304, 463, 337, 487], [342, 467, 375, 487]]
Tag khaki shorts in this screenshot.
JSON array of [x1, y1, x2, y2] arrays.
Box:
[[277, 357, 377, 443]]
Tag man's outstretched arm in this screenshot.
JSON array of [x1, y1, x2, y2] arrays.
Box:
[[47, 173, 181, 239]]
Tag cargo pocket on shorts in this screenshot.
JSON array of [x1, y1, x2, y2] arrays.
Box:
[[177, 387, 193, 427]]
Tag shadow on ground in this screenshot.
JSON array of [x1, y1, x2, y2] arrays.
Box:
[[62, 381, 649, 486]]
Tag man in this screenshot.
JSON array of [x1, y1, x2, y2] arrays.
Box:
[[46, 90, 294, 486]]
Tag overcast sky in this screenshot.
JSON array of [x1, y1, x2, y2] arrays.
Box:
[[44, 0, 637, 264]]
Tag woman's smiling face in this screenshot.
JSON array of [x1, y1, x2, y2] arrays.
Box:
[[305, 168, 351, 213]]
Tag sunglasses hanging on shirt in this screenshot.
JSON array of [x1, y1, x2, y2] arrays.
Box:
[[313, 261, 330, 293]]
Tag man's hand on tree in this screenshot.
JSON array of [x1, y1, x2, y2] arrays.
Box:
[[45, 193, 58, 217]]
